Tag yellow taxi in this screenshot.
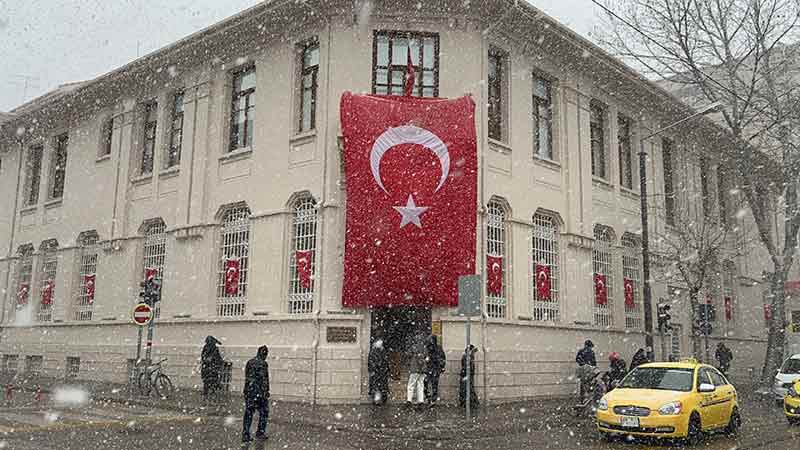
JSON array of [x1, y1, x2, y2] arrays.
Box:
[[596, 360, 740, 443], [786, 379, 800, 424]]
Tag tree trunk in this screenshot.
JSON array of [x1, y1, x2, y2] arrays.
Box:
[[761, 269, 788, 387], [689, 288, 701, 360]]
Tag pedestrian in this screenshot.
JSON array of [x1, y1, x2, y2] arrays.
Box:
[[575, 340, 596, 401], [630, 348, 648, 369], [406, 334, 427, 405], [458, 345, 479, 408], [368, 339, 389, 405], [425, 335, 446, 405], [242, 345, 270, 443], [201, 335, 224, 397], [715, 342, 733, 376], [605, 352, 628, 389]]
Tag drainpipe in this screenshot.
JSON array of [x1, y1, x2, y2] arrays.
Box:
[[1, 138, 24, 327]]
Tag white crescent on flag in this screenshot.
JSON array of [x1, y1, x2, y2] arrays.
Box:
[[491, 262, 500, 272], [370, 125, 450, 193]]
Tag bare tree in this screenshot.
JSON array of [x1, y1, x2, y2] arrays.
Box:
[[597, 0, 800, 387]]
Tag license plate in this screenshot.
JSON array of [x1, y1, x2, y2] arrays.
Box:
[[620, 416, 640, 428]]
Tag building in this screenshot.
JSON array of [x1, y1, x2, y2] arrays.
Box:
[[0, 0, 778, 403]]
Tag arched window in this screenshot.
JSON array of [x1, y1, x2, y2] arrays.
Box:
[[217, 205, 250, 317], [74, 231, 99, 321], [722, 261, 736, 323], [593, 225, 615, 328], [532, 213, 559, 322], [622, 234, 642, 330], [486, 200, 507, 319], [37, 239, 59, 323], [14, 244, 34, 318], [142, 220, 167, 318], [289, 196, 317, 314]]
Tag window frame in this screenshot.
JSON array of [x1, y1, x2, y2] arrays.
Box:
[[24, 144, 43, 206], [142, 220, 167, 318], [228, 65, 256, 153], [49, 133, 69, 200], [487, 47, 509, 142], [217, 205, 250, 316], [36, 246, 58, 323], [100, 117, 114, 158], [74, 232, 98, 321], [532, 73, 554, 160], [15, 246, 34, 310], [288, 196, 318, 314], [622, 234, 643, 330], [618, 115, 634, 189], [532, 213, 560, 322], [141, 101, 158, 175], [662, 138, 676, 226], [298, 39, 320, 133], [486, 200, 508, 319], [590, 101, 607, 179], [593, 226, 615, 328], [165, 91, 184, 169], [371, 30, 440, 97]]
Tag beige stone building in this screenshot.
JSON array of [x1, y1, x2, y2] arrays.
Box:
[[0, 0, 785, 403]]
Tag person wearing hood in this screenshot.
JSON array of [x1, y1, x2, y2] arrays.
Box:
[[458, 345, 479, 408], [242, 345, 270, 443], [715, 342, 733, 375], [425, 335, 446, 405], [201, 335, 224, 396], [630, 348, 649, 369], [367, 339, 389, 405]]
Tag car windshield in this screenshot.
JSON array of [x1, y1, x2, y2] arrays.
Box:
[[618, 367, 694, 392], [781, 358, 800, 374]]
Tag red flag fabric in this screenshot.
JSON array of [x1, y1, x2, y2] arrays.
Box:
[[224, 259, 240, 296], [340, 93, 478, 307], [487, 255, 503, 295], [594, 274, 608, 306], [724, 296, 733, 321], [404, 46, 415, 97], [17, 283, 29, 306], [144, 267, 158, 281], [41, 280, 54, 306], [84, 274, 96, 304], [623, 278, 635, 308], [295, 250, 313, 290], [535, 263, 551, 300], [764, 304, 773, 321]]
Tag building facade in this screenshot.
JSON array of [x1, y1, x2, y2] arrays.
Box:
[[0, 0, 781, 403]]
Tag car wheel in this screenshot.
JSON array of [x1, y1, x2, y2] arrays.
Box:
[[725, 407, 741, 435], [684, 413, 703, 446]]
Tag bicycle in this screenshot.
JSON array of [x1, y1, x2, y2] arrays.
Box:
[[137, 358, 174, 398]]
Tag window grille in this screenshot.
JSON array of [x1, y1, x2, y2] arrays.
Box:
[[373, 31, 439, 97], [622, 235, 642, 330], [65, 357, 80, 379], [486, 201, 507, 319], [100, 118, 114, 157], [217, 206, 250, 316], [590, 102, 606, 178], [74, 234, 98, 321], [618, 116, 633, 189], [229, 67, 256, 151], [299, 41, 319, 132], [532, 214, 559, 322], [141, 102, 158, 174], [25, 145, 43, 206], [143, 221, 167, 318], [25, 355, 43, 376], [37, 253, 58, 322], [166, 92, 184, 168], [289, 197, 317, 314], [2, 355, 18, 375], [533, 76, 553, 160], [16, 250, 33, 311], [50, 134, 68, 199], [593, 226, 614, 327]]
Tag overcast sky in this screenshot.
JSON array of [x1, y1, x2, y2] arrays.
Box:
[[0, 0, 601, 112]]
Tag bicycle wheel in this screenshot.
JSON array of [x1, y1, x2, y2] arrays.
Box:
[[137, 370, 152, 396], [154, 373, 174, 399]]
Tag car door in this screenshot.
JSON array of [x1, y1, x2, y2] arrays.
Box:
[[707, 367, 735, 427], [696, 368, 718, 429]]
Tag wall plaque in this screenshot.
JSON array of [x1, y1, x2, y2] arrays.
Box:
[[327, 326, 357, 343]]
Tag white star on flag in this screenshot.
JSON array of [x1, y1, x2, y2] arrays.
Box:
[[393, 194, 429, 228]]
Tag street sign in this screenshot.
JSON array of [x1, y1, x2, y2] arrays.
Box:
[[457, 275, 481, 317], [132, 303, 153, 326]]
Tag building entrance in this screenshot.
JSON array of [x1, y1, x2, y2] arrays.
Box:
[[370, 306, 431, 402]]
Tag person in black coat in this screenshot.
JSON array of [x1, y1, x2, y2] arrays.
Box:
[[630, 348, 649, 369], [201, 336, 224, 396], [604, 352, 628, 389], [425, 335, 446, 405], [242, 345, 270, 443], [458, 345, 478, 408], [367, 340, 389, 405], [715, 343, 733, 375], [575, 340, 597, 367]]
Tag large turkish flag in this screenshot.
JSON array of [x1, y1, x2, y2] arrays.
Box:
[[340, 93, 478, 307]]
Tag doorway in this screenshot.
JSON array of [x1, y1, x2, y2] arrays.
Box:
[[370, 306, 431, 402]]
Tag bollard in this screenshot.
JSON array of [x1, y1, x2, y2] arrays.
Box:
[[4, 384, 12, 403]]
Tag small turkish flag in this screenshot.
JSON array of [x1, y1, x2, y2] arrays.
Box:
[[295, 250, 313, 290], [535, 263, 551, 300], [84, 274, 96, 304], [487, 255, 503, 295], [144, 267, 158, 282], [41, 280, 54, 306], [623, 278, 635, 308], [404, 46, 415, 97], [17, 283, 29, 306], [594, 274, 608, 306], [224, 259, 240, 296], [724, 296, 733, 321], [764, 303, 773, 321]]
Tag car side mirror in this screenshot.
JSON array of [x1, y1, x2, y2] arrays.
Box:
[[698, 383, 716, 393]]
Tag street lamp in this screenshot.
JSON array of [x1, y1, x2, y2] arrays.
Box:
[[639, 101, 723, 362]]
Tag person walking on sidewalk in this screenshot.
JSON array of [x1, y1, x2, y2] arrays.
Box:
[[425, 335, 446, 405], [242, 345, 270, 443], [459, 345, 479, 408], [406, 334, 427, 405], [575, 340, 596, 402], [368, 339, 389, 405], [715, 342, 733, 376], [201, 335, 224, 397]]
